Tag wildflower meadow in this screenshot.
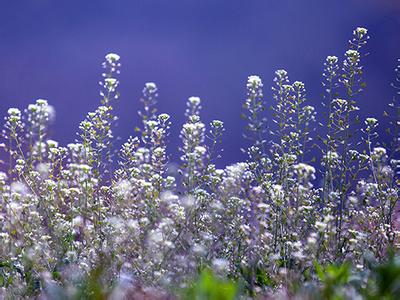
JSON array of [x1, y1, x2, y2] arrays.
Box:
[[0, 27, 399, 299]]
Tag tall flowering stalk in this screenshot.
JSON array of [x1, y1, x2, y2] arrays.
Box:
[[180, 96, 206, 194], [79, 53, 120, 181], [242, 75, 271, 183], [389, 59, 400, 186], [318, 28, 370, 258], [321, 55, 340, 204]]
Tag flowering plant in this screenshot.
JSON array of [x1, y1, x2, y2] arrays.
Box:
[[0, 27, 399, 299]]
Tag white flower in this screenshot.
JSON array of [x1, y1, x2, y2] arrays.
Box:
[[211, 120, 224, 128], [372, 147, 387, 159], [283, 84, 293, 91], [194, 146, 207, 156], [153, 147, 165, 158], [180, 195, 195, 208], [158, 113, 170, 122], [212, 258, 228, 272], [365, 117, 378, 125], [46, 139, 58, 148], [127, 219, 139, 232], [215, 169, 224, 176], [72, 216, 83, 228], [79, 164, 92, 172], [148, 230, 163, 244], [188, 96, 201, 106], [355, 27, 368, 38], [161, 191, 179, 203], [105, 53, 120, 63], [182, 123, 197, 133], [315, 221, 327, 231], [345, 49, 360, 59], [104, 77, 117, 86], [293, 163, 316, 178], [45, 179, 56, 189], [247, 75, 263, 88], [145, 82, 157, 90], [275, 69, 288, 78], [7, 108, 21, 122], [27, 104, 38, 112], [67, 143, 84, 152], [307, 235, 317, 246], [192, 243, 206, 256], [115, 179, 132, 198], [326, 55, 338, 64], [10, 181, 28, 194], [326, 151, 339, 160], [252, 185, 263, 195], [146, 120, 158, 128], [7, 108, 20, 116], [36, 99, 48, 106], [68, 187, 81, 195], [272, 184, 283, 198], [293, 81, 305, 89], [257, 203, 270, 212], [349, 196, 358, 204], [333, 98, 348, 106], [0, 172, 7, 182]]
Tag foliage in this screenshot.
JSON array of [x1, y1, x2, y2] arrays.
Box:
[[182, 269, 238, 300]]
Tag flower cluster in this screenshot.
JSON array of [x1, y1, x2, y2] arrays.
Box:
[[0, 28, 399, 299]]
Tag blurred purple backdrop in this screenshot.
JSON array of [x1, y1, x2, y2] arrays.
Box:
[[0, 0, 399, 166]]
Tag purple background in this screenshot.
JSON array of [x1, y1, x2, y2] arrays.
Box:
[[0, 0, 399, 165]]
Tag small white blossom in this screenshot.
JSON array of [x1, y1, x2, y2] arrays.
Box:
[[105, 53, 120, 63]]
